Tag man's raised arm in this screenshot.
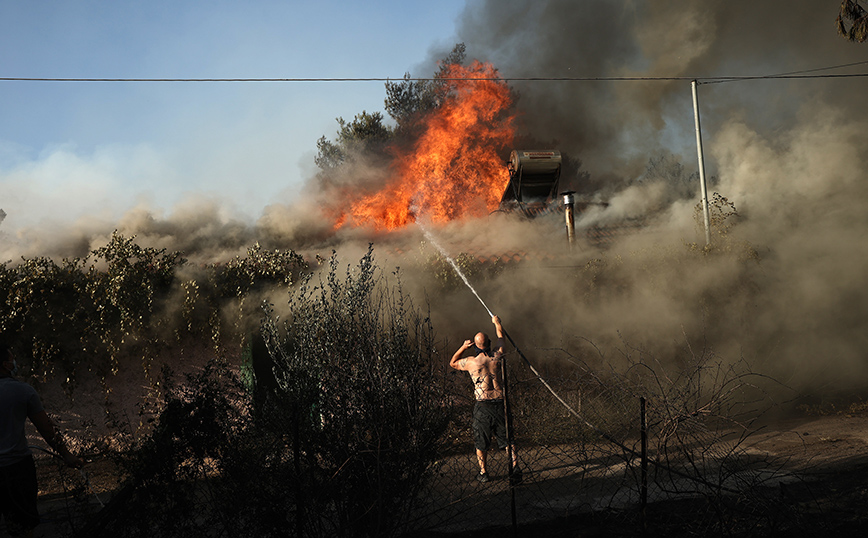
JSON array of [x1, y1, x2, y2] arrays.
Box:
[[491, 315, 505, 353], [450, 339, 474, 370]]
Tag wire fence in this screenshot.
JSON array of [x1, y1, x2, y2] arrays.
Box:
[[22, 341, 834, 538], [400, 344, 805, 536]]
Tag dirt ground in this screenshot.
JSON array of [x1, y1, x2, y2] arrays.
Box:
[[14, 410, 868, 537], [10, 361, 868, 538], [17, 342, 868, 538], [747, 413, 868, 468]]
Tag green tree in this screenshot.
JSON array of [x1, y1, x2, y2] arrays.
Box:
[[384, 43, 466, 133], [87, 232, 185, 370], [0, 233, 312, 386], [314, 43, 468, 172], [314, 110, 393, 170]]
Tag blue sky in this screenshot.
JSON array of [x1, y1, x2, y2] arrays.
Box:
[[0, 1, 466, 232]]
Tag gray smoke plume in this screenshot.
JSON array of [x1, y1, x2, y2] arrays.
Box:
[[443, 0, 866, 188], [409, 0, 868, 395], [2, 1, 866, 399]]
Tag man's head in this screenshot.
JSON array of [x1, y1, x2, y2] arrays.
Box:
[[474, 332, 491, 351]]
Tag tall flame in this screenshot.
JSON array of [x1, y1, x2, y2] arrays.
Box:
[[337, 61, 515, 230]]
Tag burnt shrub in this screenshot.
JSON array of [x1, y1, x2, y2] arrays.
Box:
[[78, 361, 251, 538], [258, 245, 450, 537], [82, 246, 449, 538]]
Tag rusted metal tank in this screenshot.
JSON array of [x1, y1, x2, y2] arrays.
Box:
[[498, 150, 562, 217]]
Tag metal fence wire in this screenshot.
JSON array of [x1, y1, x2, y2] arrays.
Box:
[[404, 342, 802, 536], [28, 341, 810, 538]]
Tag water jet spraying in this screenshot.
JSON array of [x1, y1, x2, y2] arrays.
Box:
[[414, 215, 494, 319]]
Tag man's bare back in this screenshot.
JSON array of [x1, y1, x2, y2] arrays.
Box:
[[450, 315, 506, 401], [459, 350, 503, 400]]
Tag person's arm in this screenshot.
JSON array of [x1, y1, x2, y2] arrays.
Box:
[[30, 410, 83, 468], [491, 315, 505, 353], [450, 340, 474, 370]]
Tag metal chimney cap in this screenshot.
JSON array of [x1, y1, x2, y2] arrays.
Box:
[[561, 191, 575, 205]]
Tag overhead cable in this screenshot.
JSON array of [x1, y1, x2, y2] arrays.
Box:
[[3, 71, 868, 84]]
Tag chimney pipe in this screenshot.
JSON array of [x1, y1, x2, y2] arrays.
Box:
[[562, 191, 576, 248]]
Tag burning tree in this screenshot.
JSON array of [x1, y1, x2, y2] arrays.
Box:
[[384, 43, 468, 136], [315, 44, 517, 231]]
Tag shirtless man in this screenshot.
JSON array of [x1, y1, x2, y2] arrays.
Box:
[[450, 315, 520, 484]]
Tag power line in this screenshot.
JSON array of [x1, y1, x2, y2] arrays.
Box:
[[0, 77, 396, 82], [756, 58, 868, 76], [3, 58, 868, 84], [702, 59, 868, 85], [2, 72, 868, 84]]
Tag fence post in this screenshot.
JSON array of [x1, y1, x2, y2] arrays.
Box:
[[640, 396, 648, 530], [502, 353, 518, 536], [293, 403, 304, 537]]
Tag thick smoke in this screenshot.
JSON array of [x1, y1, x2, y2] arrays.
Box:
[[451, 0, 867, 188], [2, 1, 867, 398], [425, 0, 868, 394]]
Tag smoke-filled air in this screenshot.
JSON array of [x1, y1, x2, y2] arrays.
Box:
[[3, 0, 867, 398]]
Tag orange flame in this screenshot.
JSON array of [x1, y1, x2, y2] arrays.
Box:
[[337, 61, 515, 230]]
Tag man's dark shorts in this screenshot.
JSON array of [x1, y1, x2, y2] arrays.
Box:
[[0, 456, 40, 535], [473, 400, 509, 451]]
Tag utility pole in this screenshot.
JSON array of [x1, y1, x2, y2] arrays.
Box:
[[692, 80, 712, 246]]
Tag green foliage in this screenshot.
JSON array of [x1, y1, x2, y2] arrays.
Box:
[[314, 43, 468, 172], [0, 255, 88, 379], [425, 250, 505, 291], [314, 111, 393, 170], [207, 242, 306, 297], [0, 233, 307, 386], [86, 232, 186, 373], [0, 232, 186, 381], [384, 43, 466, 133]]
